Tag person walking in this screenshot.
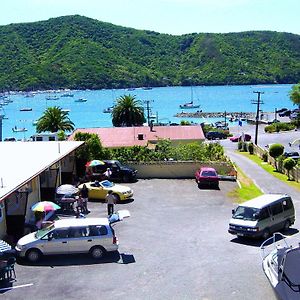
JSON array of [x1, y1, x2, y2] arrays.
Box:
[[105, 190, 116, 216], [79, 184, 89, 213]]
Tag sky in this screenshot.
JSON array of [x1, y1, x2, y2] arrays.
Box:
[[1, 0, 299, 35]]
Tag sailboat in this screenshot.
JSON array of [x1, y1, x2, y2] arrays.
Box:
[[179, 86, 200, 109]]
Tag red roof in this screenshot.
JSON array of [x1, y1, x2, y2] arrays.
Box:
[[69, 125, 205, 148]]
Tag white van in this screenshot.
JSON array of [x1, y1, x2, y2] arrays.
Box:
[[16, 210, 130, 262], [228, 194, 295, 239]]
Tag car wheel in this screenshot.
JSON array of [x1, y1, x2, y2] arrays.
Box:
[[262, 229, 270, 240], [26, 249, 42, 262], [283, 220, 290, 231], [90, 246, 105, 259]]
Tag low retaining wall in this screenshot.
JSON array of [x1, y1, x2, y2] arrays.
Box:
[[127, 161, 235, 179]]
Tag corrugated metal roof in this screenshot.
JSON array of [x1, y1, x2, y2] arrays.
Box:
[[69, 125, 205, 148], [0, 141, 83, 201]]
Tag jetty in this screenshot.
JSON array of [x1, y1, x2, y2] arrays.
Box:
[[174, 111, 256, 119]]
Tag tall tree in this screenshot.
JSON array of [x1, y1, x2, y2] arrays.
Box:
[[112, 95, 145, 127], [36, 106, 75, 133], [289, 84, 300, 108]]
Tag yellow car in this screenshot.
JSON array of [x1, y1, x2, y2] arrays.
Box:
[[78, 180, 133, 201]]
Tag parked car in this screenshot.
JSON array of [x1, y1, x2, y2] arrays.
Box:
[[283, 151, 300, 160], [229, 134, 251, 142], [228, 194, 295, 239], [195, 167, 219, 189], [206, 131, 227, 140], [16, 210, 130, 262], [279, 110, 291, 117], [86, 160, 137, 183], [78, 180, 133, 201]]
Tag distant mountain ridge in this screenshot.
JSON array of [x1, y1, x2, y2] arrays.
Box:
[[0, 15, 299, 91]]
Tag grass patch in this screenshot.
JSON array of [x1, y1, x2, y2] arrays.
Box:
[[228, 165, 263, 203], [239, 152, 300, 191]]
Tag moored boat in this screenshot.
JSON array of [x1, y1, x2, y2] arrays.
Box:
[[46, 95, 59, 100], [179, 101, 200, 109], [12, 126, 28, 132], [261, 232, 300, 300], [103, 106, 114, 113], [75, 98, 87, 103], [20, 107, 32, 112]]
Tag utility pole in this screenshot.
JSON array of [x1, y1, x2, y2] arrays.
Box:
[[252, 91, 264, 145], [144, 100, 153, 126]]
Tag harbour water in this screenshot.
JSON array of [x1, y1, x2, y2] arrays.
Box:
[[0, 83, 295, 140]]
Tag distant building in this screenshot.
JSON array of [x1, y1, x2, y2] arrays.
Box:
[[31, 132, 58, 141], [68, 125, 205, 148]]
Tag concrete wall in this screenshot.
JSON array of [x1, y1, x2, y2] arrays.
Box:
[[127, 161, 234, 179], [0, 202, 7, 238], [25, 177, 40, 223]]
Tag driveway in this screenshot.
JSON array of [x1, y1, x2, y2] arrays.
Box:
[[3, 179, 276, 300]]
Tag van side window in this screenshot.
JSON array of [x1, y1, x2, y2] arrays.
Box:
[[69, 227, 89, 238], [258, 207, 270, 220], [89, 225, 108, 236], [283, 198, 293, 210], [271, 202, 283, 216], [51, 229, 69, 239]]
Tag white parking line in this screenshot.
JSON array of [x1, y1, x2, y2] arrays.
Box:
[[0, 283, 33, 292]]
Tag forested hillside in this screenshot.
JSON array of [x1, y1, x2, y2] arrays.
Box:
[[0, 15, 299, 91]]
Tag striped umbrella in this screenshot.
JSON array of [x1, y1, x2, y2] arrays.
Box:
[[85, 160, 105, 167], [31, 201, 61, 212]]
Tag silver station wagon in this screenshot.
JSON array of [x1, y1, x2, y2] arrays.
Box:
[[16, 210, 130, 262]]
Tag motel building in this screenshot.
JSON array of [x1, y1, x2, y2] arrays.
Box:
[[0, 141, 83, 242]]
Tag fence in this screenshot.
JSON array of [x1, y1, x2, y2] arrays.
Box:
[[127, 160, 236, 180], [253, 144, 300, 182]]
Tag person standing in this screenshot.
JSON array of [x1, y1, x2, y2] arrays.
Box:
[[80, 184, 89, 213], [105, 190, 116, 216]]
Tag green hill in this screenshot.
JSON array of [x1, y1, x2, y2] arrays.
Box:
[[0, 15, 299, 91]]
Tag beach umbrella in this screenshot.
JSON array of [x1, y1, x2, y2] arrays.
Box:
[[0, 240, 12, 253], [85, 160, 105, 167], [31, 201, 60, 212], [56, 184, 78, 195]]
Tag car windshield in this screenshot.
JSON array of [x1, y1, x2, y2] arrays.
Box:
[[232, 206, 260, 221], [201, 170, 217, 177], [101, 180, 114, 188], [35, 223, 55, 239]]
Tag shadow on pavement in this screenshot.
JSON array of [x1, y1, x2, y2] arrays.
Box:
[[17, 250, 136, 267], [230, 228, 299, 247]]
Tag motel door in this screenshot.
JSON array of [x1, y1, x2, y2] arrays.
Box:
[[5, 191, 28, 239]]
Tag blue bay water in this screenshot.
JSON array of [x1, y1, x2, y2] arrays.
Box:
[[1, 84, 294, 140]]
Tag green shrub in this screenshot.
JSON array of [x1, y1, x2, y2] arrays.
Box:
[[283, 158, 297, 180], [248, 143, 254, 154], [262, 151, 268, 162], [238, 141, 243, 150], [264, 122, 296, 133]]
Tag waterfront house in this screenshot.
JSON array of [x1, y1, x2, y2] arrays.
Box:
[[68, 125, 205, 148]]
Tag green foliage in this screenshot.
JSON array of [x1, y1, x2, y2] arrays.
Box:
[[112, 94, 145, 127], [262, 151, 268, 162], [283, 157, 296, 180], [57, 130, 66, 141], [36, 106, 74, 133], [0, 15, 299, 91], [269, 143, 284, 171], [180, 120, 191, 125], [107, 140, 225, 162], [248, 142, 254, 154], [264, 122, 296, 133], [289, 84, 300, 107], [73, 132, 109, 162]]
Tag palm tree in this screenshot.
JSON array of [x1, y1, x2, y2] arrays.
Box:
[[112, 95, 145, 127], [36, 106, 75, 133]]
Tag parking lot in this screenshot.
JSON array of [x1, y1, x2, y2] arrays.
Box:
[[3, 179, 276, 300]]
